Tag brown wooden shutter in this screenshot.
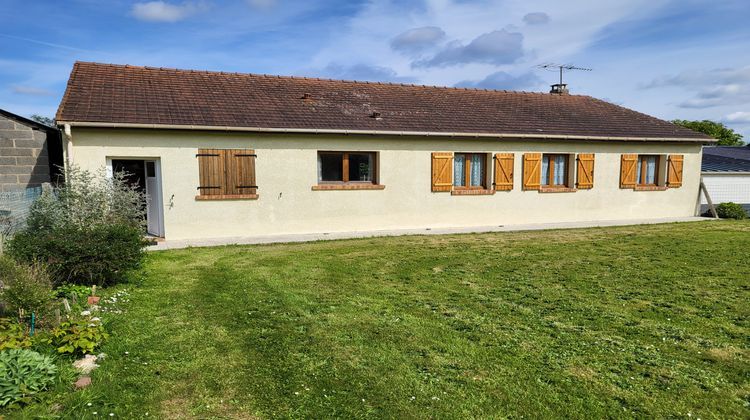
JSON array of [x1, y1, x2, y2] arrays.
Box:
[[197, 149, 226, 196], [576, 153, 595, 189], [620, 154, 637, 189], [226, 149, 258, 195], [493, 153, 514, 191], [431, 152, 453, 192], [667, 154, 684, 188], [522, 153, 541, 190]]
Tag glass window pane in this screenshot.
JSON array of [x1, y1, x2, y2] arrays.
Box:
[[645, 156, 657, 184], [348, 153, 373, 182], [453, 154, 466, 186], [554, 155, 566, 185], [319, 153, 343, 181], [541, 155, 550, 186], [470, 154, 484, 186], [637, 158, 643, 184]]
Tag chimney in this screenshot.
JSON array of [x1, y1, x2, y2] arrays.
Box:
[[550, 83, 569, 95]]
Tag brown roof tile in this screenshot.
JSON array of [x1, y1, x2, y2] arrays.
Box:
[[56, 62, 711, 141]]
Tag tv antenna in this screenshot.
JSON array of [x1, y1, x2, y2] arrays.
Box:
[[536, 63, 592, 89]]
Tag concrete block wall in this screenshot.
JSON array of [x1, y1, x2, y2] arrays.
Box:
[[0, 114, 50, 192]]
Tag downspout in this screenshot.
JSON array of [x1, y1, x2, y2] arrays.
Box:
[[63, 124, 73, 174]]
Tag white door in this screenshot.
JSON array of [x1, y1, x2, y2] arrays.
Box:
[[144, 161, 164, 237]]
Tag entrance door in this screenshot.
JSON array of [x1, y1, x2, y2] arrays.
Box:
[[144, 161, 164, 237], [110, 159, 164, 237]]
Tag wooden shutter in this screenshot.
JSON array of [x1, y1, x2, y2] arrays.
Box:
[[226, 149, 258, 195], [667, 154, 683, 188], [197, 149, 226, 196], [576, 153, 595, 189], [522, 153, 541, 190], [493, 153, 514, 191], [620, 154, 637, 189], [431, 152, 453, 192]]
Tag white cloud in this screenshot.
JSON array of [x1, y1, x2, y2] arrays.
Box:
[[725, 111, 750, 123], [413, 30, 524, 68], [391, 26, 445, 54], [644, 66, 750, 109], [131, 1, 204, 22], [523, 12, 550, 25], [12, 85, 55, 96], [456, 71, 542, 90]]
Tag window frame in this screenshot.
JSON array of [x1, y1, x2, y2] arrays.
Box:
[[541, 153, 571, 188], [314, 151, 383, 190], [453, 152, 489, 190], [636, 154, 660, 187]]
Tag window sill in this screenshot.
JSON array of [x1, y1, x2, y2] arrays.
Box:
[[451, 189, 495, 196], [195, 194, 259, 200], [539, 186, 577, 193], [634, 185, 668, 191], [312, 184, 385, 191]]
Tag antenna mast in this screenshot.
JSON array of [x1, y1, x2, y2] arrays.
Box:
[[536, 63, 592, 94]]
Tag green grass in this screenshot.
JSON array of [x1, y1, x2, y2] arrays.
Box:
[[7, 221, 750, 419]]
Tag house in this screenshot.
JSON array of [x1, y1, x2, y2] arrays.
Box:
[[701, 146, 750, 215], [0, 109, 64, 192], [55, 62, 713, 240]]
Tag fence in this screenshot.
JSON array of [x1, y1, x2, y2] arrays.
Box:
[[0, 186, 43, 253]]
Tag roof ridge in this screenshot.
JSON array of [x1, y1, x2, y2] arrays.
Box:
[[71, 61, 569, 96]]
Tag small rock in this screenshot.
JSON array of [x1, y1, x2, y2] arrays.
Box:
[[80, 310, 91, 316], [75, 376, 92, 389]]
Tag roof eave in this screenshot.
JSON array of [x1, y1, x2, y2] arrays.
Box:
[[57, 120, 715, 143]]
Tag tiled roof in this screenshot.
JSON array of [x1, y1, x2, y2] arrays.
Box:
[[702, 146, 750, 172], [56, 62, 712, 142]]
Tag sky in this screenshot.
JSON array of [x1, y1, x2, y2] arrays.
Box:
[[1, 0, 749, 140]]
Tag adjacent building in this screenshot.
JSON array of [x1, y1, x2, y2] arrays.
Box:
[[701, 146, 750, 214]]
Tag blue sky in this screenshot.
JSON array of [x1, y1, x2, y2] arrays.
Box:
[[1, 0, 749, 139]]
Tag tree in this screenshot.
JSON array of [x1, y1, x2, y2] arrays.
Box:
[[29, 115, 55, 127], [672, 120, 744, 146]]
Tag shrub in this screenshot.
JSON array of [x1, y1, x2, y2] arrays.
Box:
[[49, 319, 108, 355], [7, 166, 148, 286], [0, 349, 57, 407], [0, 257, 54, 320], [55, 283, 91, 300], [0, 318, 31, 351], [716, 202, 748, 220]]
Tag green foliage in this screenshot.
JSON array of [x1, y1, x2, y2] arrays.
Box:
[[29, 115, 55, 127], [672, 119, 744, 145], [49, 319, 108, 355], [54, 284, 91, 300], [716, 202, 748, 220], [0, 257, 54, 319], [7, 166, 148, 286], [0, 319, 31, 351], [0, 349, 57, 407]]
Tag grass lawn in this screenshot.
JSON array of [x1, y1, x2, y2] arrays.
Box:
[[8, 221, 750, 419]]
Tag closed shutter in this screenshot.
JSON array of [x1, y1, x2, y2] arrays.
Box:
[[197, 149, 226, 196], [576, 153, 595, 189], [522, 153, 541, 190], [431, 152, 453, 192], [226, 149, 257, 195], [667, 154, 684, 188], [494, 153, 514, 191], [620, 154, 637, 189]]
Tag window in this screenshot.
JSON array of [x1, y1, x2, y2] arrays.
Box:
[[453, 153, 487, 189], [540, 154, 569, 187], [314, 152, 383, 190], [636, 155, 659, 186], [196, 148, 258, 200]]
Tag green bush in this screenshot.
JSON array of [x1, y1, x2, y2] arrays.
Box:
[[9, 224, 146, 286], [0, 257, 54, 321], [0, 318, 31, 351], [0, 349, 57, 407], [55, 283, 91, 300], [49, 319, 108, 355], [7, 166, 148, 286], [716, 202, 748, 220]]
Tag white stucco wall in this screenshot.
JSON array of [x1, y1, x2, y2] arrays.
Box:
[[69, 128, 703, 240], [701, 173, 750, 204]]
